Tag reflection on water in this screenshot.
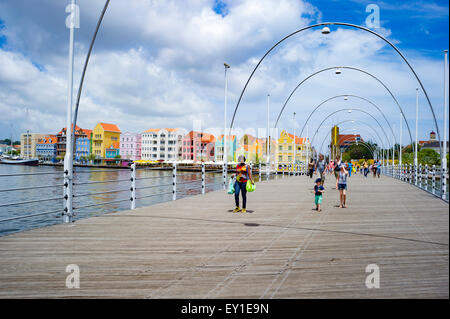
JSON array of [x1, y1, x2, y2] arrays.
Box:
[[0, 165, 228, 236]]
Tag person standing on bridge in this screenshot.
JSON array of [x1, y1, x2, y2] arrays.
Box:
[[307, 158, 315, 178], [333, 156, 342, 188], [316, 154, 326, 185], [313, 178, 325, 212], [232, 155, 254, 213], [336, 164, 349, 208]]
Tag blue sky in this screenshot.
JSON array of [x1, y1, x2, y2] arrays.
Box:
[[0, 0, 448, 151]]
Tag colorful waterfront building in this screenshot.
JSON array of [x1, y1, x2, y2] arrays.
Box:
[[214, 135, 237, 163], [277, 130, 310, 164], [105, 142, 120, 158], [120, 132, 142, 161], [35, 135, 57, 162], [92, 123, 121, 159], [55, 125, 89, 158], [75, 129, 92, 162], [141, 128, 184, 162], [181, 131, 215, 162], [20, 132, 45, 159]]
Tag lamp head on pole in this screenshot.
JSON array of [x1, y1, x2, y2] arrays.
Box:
[[224, 63, 230, 69], [335, 68, 342, 75], [321, 26, 331, 34]]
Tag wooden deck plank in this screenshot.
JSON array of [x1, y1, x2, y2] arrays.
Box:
[[0, 174, 448, 298]]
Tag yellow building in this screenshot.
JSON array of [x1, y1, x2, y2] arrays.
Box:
[[92, 123, 121, 158], [277, 130, 310, 164]]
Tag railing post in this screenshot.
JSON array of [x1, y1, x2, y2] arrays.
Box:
[[259, 162, 262, 181], [418, 164, 422, 189], [201, 163, 205, 194], [283, 164, 285, 177], [223, 162, 227, 190], [63, 168, 73, 222], [432, 165, 436, 195], [172, 163, 177, 200], [442, 166, 447, 201], [425, 164, 429, 191], [130, 163, 136, 210]]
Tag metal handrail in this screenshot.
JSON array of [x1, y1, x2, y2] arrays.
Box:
[[73, 178, 131, 186], [0, 184, 64, 192], [74, 169, 129, 173], [73, 198, 131, 210], [0, 208, 62, 223], [135, 191, 172, 200], [135, 175, 172, 180], [136, 183, 173, 190], [0, 196, 64, 208], [73, 188, 130, 198], [0, 171, 64, 177]]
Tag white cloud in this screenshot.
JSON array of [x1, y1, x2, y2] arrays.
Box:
[[0, 0, 446, 148]]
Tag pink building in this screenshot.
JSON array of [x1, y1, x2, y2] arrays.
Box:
[[181, 131, 215, 162], [119, 132, 141, 161]]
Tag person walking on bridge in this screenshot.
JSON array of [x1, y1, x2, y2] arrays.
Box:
[[232, 155, 254, 213], [316, 154, 326, 185], [336, 164, 349, 208], [307, 158, 315, 179]]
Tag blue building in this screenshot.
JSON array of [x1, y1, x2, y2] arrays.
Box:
[[214, 135, 237, 163], [36, 135, 57, 162], [75, 137, 91, 162]]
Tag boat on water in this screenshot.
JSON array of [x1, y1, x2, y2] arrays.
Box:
[[0, 158, 39, 166]]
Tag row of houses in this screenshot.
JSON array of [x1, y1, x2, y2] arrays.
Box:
[[21, 123, 314, 164]]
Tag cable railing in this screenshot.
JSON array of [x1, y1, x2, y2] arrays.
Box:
[[382, 163, 448, 202], [0, 162, 297, 235]]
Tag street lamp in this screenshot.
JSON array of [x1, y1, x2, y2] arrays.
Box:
[[335, 68, 342, 75], [222, 62, 230, 189], [321, 26, 331, 34]]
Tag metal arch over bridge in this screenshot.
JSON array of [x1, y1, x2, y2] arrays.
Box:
[[272, 67, 413, 148], [228, 22, 442, 158], [294, 94, 400, 146], [309, 108, 392, 149]]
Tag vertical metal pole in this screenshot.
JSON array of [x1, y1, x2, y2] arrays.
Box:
[[223, 162, 226, 190], [201, 163, 205, 194], [306, 125, 309, 166], [415, 88, 419, 183], [399, 113, 403, 180], [431, 165, 436, 195], [131, 163, 136, 209], [63, 0, 76, 223], [442, 50, 448, 200], [259, 162, 262, 181], [293, 112, 296, 169], [172, 163, 177, 200], [266, 94, 270, 179], [223, 63, 230, 178], [425, 164, 429, 191], [419, 163, 422, 189]]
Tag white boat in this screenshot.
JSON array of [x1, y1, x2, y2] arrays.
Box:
[[0, 158, 39, 166]]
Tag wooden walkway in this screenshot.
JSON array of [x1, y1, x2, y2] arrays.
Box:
[[0, 173, 448, 298]]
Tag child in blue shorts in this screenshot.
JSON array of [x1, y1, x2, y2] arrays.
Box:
[[314, 178, 325, 212]]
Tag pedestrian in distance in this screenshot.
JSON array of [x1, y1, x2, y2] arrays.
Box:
[[316, 154, 326, 185], [307, 158, 315, 179], [232, 155, 254, 213], [313, 178, 325, 212]]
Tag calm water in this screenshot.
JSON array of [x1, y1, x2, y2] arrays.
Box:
[[0, 165, 230, 236]]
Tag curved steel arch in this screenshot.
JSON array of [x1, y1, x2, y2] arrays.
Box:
[[318, 124, 383, 156], [72, 0, 110, 137], [229, 22, 441, 157], [326, 140, 378, 159], [273, 67, 413, 146], [310, 108, 391, 148], [317, 120, 386, 154], [295, 93, 399, 145]]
